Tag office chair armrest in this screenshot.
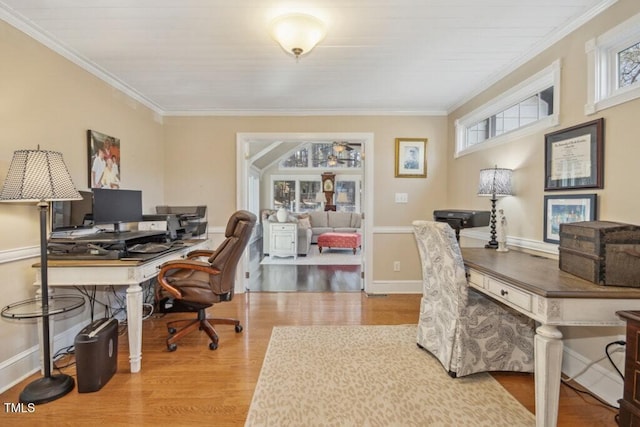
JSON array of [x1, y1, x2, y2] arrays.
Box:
[[186, 249, 216, 259], [157, 259, 221, 300]]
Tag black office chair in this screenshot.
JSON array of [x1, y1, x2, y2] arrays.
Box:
[[156, 210, 256, 351]]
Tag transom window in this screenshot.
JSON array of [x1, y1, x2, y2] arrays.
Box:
[[455, 60, 560, 157], [618, 41, 640, 88], [280, 142, 362, 169], [585, 12, 640, 114]]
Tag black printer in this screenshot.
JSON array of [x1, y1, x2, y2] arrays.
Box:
[[433, 210, 490, 240]]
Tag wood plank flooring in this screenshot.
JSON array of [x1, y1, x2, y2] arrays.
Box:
[[0, 291, 618, 426]]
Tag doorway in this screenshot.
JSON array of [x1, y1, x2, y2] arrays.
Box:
[[236, 132, 374, 293]]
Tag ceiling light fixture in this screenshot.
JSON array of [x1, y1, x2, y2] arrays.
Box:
[[269, 13, 326, 60]]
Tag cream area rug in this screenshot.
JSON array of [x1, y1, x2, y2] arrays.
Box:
[[245, 325, 535, 427], [260, 245, 362, 266]]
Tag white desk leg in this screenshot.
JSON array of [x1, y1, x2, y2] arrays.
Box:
[[534, 324, 563, 427], [126, 283, 143, 373]]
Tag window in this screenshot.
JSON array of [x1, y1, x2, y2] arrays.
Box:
[[280, 142, 362, 169], [335, 178, 362, 213], [585, 12, 640, 114], [271, 176, 323, 213], [455, 60, 560, 157]]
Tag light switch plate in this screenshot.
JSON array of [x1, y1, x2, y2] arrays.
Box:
[[395, 193, 408, 203]]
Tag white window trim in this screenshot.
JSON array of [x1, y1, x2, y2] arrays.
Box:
[[455, 59, 561, 158], [585, 12, 640, 115]]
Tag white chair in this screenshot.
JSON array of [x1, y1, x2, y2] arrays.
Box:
[[412, 220, 535, 377]]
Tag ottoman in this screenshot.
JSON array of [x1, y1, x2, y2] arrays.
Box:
[[317, 232, 362, 254]]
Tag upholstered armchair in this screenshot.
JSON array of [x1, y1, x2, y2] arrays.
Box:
[[412, 220, 535, 378], [157, 210, 256, 351]]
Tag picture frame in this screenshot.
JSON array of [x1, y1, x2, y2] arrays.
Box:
[[544, 118, 604, 190], [543, 194, 597, 244], [395, 138, 427, 178], [87, 130, 121, 189]]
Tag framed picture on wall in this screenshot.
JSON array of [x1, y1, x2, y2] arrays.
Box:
[[88, 130, 121, 189], [395, 138, 427, 178], [543, 194, 597, 244], [544, 118, 604, 190]]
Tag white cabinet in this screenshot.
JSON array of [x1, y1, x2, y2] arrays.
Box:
[[270, 223, 297, 259]]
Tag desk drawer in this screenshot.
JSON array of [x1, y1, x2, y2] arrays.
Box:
[[467, 269, 485, 288], [487, 278, 532, 311]]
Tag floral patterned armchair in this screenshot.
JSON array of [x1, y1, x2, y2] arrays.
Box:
[[412, 220, 535, 378]]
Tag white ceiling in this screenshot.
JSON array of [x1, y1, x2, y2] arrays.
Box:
[[0, 0, 614, 116]]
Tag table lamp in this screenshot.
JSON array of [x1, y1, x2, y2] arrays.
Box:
[[315, 191, 325, 211], [0, 148, 81, 404], [477, 166, 513, 249]]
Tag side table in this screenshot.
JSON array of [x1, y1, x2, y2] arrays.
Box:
[[1, 295, 85, 404], [270, 222, 297, 259]]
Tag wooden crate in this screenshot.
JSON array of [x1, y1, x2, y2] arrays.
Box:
[[559, 221, 640, 287]]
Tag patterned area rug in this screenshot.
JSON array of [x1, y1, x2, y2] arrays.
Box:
[[245, 325, 535, 427], [260, 245, 362, 266]]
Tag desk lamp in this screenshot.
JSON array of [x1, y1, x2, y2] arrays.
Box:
[[477, 166, 513, 249], [0, 148, 81, 404]]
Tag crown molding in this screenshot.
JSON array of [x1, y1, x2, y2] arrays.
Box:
[[447, 0, 619, 114]]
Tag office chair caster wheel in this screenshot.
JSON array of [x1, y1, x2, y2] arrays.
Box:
[[168, 327, 176, 335], [167, 343, 177, 352], [209, 342, 218, 350], [235, 324, 243, 333]]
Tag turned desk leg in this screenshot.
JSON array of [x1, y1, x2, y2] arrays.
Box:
[[126, 283, 143, 373], [535, 324, 563, 427]]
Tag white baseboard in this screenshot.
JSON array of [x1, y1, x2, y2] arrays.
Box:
[[0, 322, 87, 394], [561, 343, 624, 407], [368, 280, 421, 294]]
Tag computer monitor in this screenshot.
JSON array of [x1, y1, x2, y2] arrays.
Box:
[[51, 190, 94, 231], [92, 188, 143, 232]]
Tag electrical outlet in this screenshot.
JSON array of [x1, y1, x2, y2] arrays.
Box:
[[393, 261, 401, 271]]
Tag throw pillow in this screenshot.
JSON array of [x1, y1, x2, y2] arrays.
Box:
[[298, 216, 311, 229]]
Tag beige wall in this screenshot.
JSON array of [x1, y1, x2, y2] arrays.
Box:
[[0, 21, 164, 364], [1, 0, 638, 400], [447, 0, 640, 397], [162, 115, 448, 282]]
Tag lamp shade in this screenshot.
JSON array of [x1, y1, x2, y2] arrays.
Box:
[[477, 167, 513, 197], [270, 13, 326, 58], [315, 192, 325, 203], [0, 149, 81, 202], [336, 192, 349, 203]]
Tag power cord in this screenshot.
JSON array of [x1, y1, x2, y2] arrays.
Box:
[[559, 339, 626, 421], [606, 340, 626, 380]]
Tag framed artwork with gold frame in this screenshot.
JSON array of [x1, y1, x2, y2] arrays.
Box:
[[395, 138, 427, 178]]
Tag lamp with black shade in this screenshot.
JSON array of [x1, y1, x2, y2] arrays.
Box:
[[0, 148, 83, 404], [477, 166, 513, 249]]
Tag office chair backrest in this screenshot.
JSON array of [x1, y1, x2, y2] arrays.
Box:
[[207, 210, 256, 296]]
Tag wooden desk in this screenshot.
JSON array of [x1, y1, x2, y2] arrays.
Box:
[[33, 239, 211, 373], [462, 248, 640, 427]]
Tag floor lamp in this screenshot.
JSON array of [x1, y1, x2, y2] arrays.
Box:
[[477, 166, 513, 249], [0, 148, 81, 404]]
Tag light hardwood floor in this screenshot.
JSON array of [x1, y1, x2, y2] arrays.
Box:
[[0, 291, 618, 426]]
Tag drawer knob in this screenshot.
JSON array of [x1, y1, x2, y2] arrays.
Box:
[[500, 289, 508, 297]]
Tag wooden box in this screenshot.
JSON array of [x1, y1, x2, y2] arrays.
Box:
[[559, 221, 640, 287]]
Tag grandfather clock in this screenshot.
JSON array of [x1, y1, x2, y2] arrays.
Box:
[[321, 172, 336, 211]]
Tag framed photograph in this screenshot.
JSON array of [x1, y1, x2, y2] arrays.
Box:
[[544, 118, 604, 190], [543, 194, 597, 244], [395, 138, 427, 178], [88, 130, 121, 189]]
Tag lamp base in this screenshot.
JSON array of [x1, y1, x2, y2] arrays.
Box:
[[19, 374, 75, 405]]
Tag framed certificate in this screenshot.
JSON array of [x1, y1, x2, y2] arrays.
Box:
[[544, 118, 604, 190]]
